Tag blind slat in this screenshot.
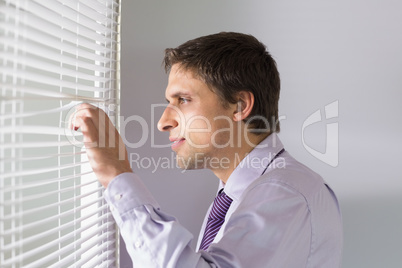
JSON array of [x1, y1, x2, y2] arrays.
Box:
[[1, 3, 113, 45], [32, 0, 116, 39], [30, 228, 116, 267], [0, 0, 120, 266], [2, 196, 105, 237], [1, 158, 88, 179], [1, 223, 115, 267], [0, 84, 111, 102], [49, 231, 116, 268], [97, 0, 120, 7], [77, 252, 116, 268], [1, 140, 77, 149], [1, 209, 110, 252], [82, 0, 119, 15], [1, 151, 86, 163], [0, 125, 80, 136], [2, 186, 102, 221], [2, 179, 98, 206], [2, 37, 113, 72], [0, 53, 112, 83], [0, 100, 79, 121], [0, 24, 115, 63], [0, 20, 117, 56], [55, 0, 117, 26], [0, 170, 94, 193], [68, 243, 116, 268], [30, 0, 115, 31], [0, 68, 109, 92]]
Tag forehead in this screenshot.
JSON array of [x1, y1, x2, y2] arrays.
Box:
[[165, 64, 209, 98]]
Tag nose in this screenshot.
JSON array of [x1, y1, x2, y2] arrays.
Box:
[[157, 105, 178, 132]]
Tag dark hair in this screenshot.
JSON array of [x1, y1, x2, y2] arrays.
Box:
[[163, 32, 281, 134]]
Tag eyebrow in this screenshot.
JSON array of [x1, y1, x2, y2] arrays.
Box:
[[166, 91, 192, 103]]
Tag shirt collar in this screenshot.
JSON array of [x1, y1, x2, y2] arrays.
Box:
[[219, 133, 284, 202]]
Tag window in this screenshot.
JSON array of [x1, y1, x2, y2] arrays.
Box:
[[0, 0, 121, 267]]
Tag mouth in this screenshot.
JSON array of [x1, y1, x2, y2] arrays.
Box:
[[170, 137, 186, 150]]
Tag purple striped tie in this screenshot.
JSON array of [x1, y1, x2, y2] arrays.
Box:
[[199, 190, 233, 251]]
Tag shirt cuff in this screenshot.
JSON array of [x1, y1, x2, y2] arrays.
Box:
[[104, 172, 160, 223]]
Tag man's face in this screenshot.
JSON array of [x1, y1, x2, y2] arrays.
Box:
[[157, 64, 236, 170]]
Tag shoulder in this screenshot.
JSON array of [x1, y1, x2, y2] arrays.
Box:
[[236, 151, 341, 223], [244, 151, 328, 201], [226, 151, 343, 266]]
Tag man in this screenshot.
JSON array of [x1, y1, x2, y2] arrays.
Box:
[[72, 32, 343, 267]]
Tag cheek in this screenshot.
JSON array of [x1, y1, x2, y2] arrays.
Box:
[[211, 119, 234, 145], [185, 116, 213, 146]]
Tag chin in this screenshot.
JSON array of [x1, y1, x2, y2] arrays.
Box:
[[175, 153, 206, 170]]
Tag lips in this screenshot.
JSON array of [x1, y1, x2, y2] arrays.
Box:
[[170, 137, 186, 150]]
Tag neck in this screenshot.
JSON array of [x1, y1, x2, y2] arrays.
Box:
[[211, 132, 269, 184]]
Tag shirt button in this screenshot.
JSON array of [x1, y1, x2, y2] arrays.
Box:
[[109, 205, 115, 212], [134, 240, 142, 249], [114, 194, 122, 201]]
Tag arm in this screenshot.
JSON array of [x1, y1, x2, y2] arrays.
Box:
[[70, 104, 322, 267], [104, 173, 220, 267], [70, 104, 218, 267], [105, 174, 316, 267]]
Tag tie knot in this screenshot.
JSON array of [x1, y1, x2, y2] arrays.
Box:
[[209, 191, 233, 220]]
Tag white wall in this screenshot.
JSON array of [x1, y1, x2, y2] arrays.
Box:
[[120, 1, 402, 267]]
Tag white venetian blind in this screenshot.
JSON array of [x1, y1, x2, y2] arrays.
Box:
[[0, 0, 121, 267]]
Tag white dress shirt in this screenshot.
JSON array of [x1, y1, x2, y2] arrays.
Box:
[[104, 133, 343, 267]]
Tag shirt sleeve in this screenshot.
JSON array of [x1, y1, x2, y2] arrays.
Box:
[[104, 173, 339, 268], [103, 173, 220, 268]]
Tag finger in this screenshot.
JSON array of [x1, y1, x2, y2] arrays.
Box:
[[71, 104, 100, 131], [69, 104, 93, 130], [74, 116, 99, 149], [77, 103, 110, 132]]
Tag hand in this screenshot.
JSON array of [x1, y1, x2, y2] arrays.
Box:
[[70, 103, 132, 187]]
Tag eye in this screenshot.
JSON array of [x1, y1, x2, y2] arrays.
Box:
[[179, 97, 189, 104]]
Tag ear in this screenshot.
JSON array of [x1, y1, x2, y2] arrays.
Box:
[[233, 91, 254, 122]]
